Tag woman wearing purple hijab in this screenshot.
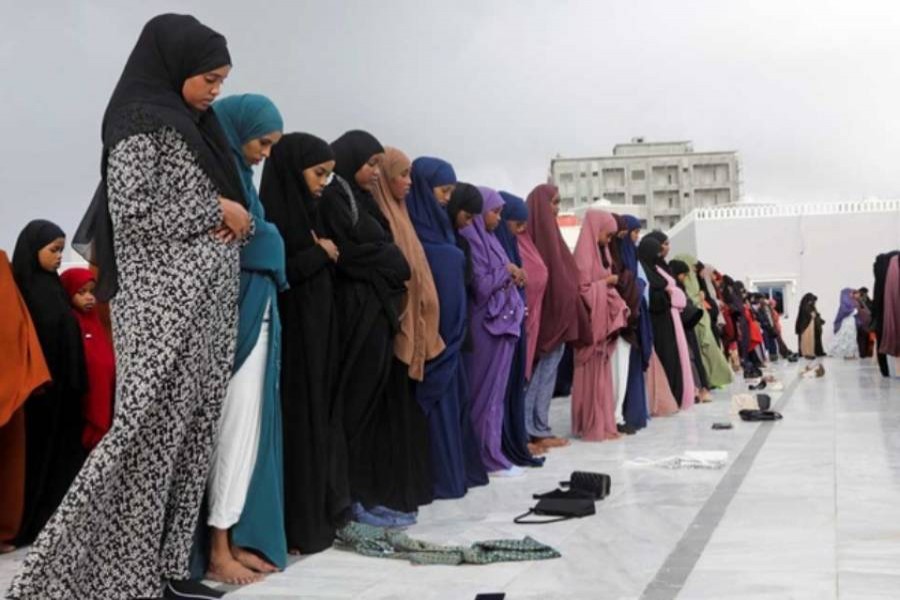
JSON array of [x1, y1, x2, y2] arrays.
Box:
[[461, 187, 526, 476], [827, 287, 860, 359]]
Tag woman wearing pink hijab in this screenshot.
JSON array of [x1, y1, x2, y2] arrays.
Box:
[[571, 210, 629, 441]]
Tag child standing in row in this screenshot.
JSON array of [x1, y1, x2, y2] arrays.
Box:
[[60, 268, 116, 450]]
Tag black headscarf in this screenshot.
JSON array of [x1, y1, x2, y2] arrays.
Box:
[[259, 132, 335, 255], [12, 220, 86, 394], [446, 182, 484, 285], [331, 130, 384, 184], [73, 13, 246, 301]]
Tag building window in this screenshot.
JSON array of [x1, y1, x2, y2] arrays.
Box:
[[639, 218, 648, 228], [684, 192, 690, 198], [632, 194, 646, 205], [753, 281, 792, 318], [668, 198, 674, 208], [632, 169, 645, 181], [559, 173, 574, 183], [592, 171, 599, 177], [580, 172, 587, 178]]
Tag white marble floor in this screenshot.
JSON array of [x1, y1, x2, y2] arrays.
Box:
[[2, 358, 897, 599]]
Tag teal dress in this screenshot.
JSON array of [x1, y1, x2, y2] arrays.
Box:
[[214, 94, 288, 569]]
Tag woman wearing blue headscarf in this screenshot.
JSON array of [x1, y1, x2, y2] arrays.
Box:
[[205, 94, 286, 583], [618, 215, 650, 429], [407, 158, 488, 498], [495, 192, 543, 467]]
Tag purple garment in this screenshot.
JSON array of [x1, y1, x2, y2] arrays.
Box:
[[461, 187, 525, 472], [834, 287, 856, 334]]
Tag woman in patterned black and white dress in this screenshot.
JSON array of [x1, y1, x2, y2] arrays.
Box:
[[8, 14, 251, 600]]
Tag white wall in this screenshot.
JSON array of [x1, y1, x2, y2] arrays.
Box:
[[676, 209, 900, 347]]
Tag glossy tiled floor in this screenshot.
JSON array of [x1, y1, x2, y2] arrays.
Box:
[[2, 358, 897, 599]]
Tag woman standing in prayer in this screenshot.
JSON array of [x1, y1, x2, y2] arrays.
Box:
[[608, 215, 639, 433], [0, 252, 51, 554], [259, 133, 341, 555], [318, 132, 421, 526], [461, 187, 526, 475], [828, 288, 860, 359], [872, 252, 900, 376], [409, 171, 488, 498], [368, 147, 440, 518], [669, 259, 712, 403], [10, 15, 251, 599], [638, 236, 685, 407], [9, 224, 82, 549], [524, 184, 579, 448], [617, 215, 650, 429], [796, 293, 826, 359], [203, 94, 286, 582], [673, 253, 733, 389], [571, 210, 629, 441], [651, 248, 696, 409], [496, 191, 546, 465]]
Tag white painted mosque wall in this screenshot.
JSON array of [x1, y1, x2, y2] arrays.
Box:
[[669, 202, 900, 347]]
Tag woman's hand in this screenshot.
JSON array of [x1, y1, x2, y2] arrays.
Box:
[[507, 264, 527, 287], [216, 196, 251, 242], [606, 274, 619, 285], [312, 231, 340, 262]]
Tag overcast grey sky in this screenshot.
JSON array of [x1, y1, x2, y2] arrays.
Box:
[[3, 0, 900, 251]]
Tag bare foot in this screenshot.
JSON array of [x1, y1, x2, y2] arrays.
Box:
[[0, 543, 15, 554], [233, 546, 279, 573], [539, 436, 570, 448], [527, 442, 547, 456], [206, 556, 264, 585]]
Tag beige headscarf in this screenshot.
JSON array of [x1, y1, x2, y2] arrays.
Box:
[[372, 147, 445, 380]]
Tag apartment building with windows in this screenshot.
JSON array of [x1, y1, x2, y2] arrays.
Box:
[[550, 138, 740, 230]]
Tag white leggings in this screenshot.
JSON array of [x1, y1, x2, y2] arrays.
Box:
[[611, 337, 631, 426]]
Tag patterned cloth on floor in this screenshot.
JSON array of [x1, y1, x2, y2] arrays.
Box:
[[335, 522, 561, 565]]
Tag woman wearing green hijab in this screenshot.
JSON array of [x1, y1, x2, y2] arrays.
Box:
[[673, 253, 733, 389], [205, 94, 287, 584]]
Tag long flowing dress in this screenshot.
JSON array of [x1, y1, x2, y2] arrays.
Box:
[[0, 251, 51, 546], [639, 238, 683, 407], [657, 267, 696, 410], [408, 159, 488, 498], [571, 211, 629, 441], [10, 223, 87, 547], [462, 188, 526, 471], [10, 128, 240, 599], [524, 184, 580, 437], [673, 253, 732, 388], [320, 133, 422, 515], [829, 311, 859, 358], [371, 147, 441, 509], [205, 94, 288, 569], [494, 191, 544, 467], [259, 133, 343, 555]]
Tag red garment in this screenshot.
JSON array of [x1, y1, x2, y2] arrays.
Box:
[[60, 268, 116, 450], [744, 305, 764, 350]]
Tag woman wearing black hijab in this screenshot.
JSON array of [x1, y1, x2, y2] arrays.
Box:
[[317, 131, 428, 526], [10, 14, 249, 600], [258, 133, 343, 555], [796, 293, 826, 359], [10, 221, 86, 547], [638, 237, 684, 405]]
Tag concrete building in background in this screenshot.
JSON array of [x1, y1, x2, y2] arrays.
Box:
[[666, 199, 900, 347], [550, 138, 741, 230]]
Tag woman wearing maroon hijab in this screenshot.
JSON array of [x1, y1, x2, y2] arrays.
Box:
[[524, 184, 578, 448]]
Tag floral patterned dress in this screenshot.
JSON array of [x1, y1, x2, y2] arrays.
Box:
[[9, 127, 240, 599]]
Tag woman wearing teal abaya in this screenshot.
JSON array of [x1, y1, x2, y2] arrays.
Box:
[[206, 94, 287, 583]]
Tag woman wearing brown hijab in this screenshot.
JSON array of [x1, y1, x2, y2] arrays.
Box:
[[0, 251, 51, 553]]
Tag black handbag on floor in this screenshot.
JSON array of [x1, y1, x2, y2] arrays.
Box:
[[738, 409, 783, 422], [514, 494, 596, 524], [561, 471, 611, 500]]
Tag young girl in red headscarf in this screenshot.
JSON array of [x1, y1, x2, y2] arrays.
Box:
[[60, 268, 116, 450]]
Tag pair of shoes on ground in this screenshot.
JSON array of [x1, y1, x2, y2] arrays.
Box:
[[351, 502, 417, 528]]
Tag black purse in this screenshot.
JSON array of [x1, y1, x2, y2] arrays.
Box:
[[562, 471, 611, 500], [514, 494, 596, 524]]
